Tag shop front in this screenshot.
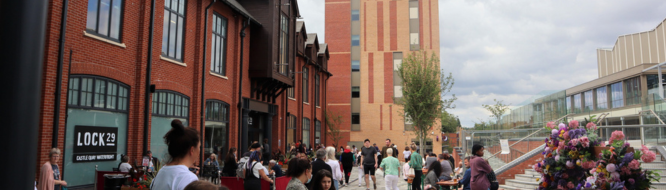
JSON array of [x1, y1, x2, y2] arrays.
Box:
[[64, 76, 129, 187]]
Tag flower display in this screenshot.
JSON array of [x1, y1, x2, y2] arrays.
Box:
[[536, 120, 660, 190]]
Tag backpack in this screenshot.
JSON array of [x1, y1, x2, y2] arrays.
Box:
[[236, 156, 250, 179]]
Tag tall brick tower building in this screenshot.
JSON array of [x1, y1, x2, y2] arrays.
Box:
[[326, 0, 441, 157]]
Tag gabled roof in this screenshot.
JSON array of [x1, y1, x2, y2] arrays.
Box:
[[296, 21, 304, 33], [317, 43, 328, 55], [220, 0, 261, 26], [305, 33, 318, 45]]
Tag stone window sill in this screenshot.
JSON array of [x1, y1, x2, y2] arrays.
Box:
[[289, 98, 296, 101], [160, 55, 187, 67], [209, 71, 228, 80], [83, 31, 126, 48]]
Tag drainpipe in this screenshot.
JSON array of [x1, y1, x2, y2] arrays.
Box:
[[238, 18, 250, 152], [324, 71, 330, 145], [199, 0, 216, 176], [143, 0, 156, 154], [52, 0, 70, 148], [313, 66, 318, 145], [301, 57, 310, 146]]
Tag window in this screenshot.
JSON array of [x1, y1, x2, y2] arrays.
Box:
[[303, 118, 310, 146], [86, 0, 124, 40], [211, 13, 228, 75], [315, 120, 321, 144], [352, 35, 360, 46], [584, 90, 593, 112], [596, 87, 608, 110], [565, 96, 571, 114], [351, 10, 360, 21], [68, 76, 129, 111], [352, 87, 360, 98], [152, 91, 189, 118], [625, 77, 641, 106], [303, 67, 309, 103], [279, 14, 289, 75], [287, 87, 294, 98], [573, 94, 582, 114], [351, 113, 360, 124], [162, 0, 186, 61], [409, 1, 419, 51], [647, 74, 666, 96], [610, 82, 624, 108], [205, 100, 228, 122], [286, 115, 296, 146], [352, 60, 360, 71], [205, 100, 229, 158], [315, 74, 320, 106]]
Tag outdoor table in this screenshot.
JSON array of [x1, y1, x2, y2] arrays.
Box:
[[437, 180, 459, 190]]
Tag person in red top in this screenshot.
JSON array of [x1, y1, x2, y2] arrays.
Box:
[[339, 146, 355, 186], [470, 144, 492, 190]]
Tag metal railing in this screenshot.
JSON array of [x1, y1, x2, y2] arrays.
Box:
[[486, 114, 573, 160]]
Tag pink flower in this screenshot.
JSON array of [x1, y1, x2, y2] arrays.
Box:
[[611, 172, 620, 181], [609, 130, 625, 143], [569, 120, 580, 129], [558, 123, 566, 130], [567, 181, 575, 189], [642, 149, 657, 163], [563, 131, 570, 140], [628, 160, 640, 170], [552, 129, 559, 135], [547, 121, 556, 129], [570, 139, 579, 146], [599, 142, 606, 147], [628, 178, 635, 185], [586, 122, 597, 130], [579, 137, 590, 148], [606, 163, 617, 173], [620, 166, 631, 175], [582, 161, 596, 169], [558, 140, 566, 150], [555, 155, 560, 161], [566, 161, 574, 168]]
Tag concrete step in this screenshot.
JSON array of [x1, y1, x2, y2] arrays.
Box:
[[498, 184, 530, 190], [514, 175, 538, 182], [524, 169, 540, 176], [504, 179, 539, 189]]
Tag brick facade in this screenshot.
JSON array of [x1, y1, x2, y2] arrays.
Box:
[[36, 0, 328, 186]]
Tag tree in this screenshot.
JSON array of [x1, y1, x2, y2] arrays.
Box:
[[396, 50, 456, 154], [325, 109, 344, 148], [440, 111, 458, 133], [482, 99, 510, 130]]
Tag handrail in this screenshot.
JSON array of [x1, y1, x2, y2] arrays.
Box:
[[495, 144, 545, 175], [486, 114, 573, 160], [638, 109, 665, 124], [595, 112, 609, 125]]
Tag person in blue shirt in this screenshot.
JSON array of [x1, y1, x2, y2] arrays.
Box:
[[458, 157, 472, 190], [269, 160, 284, 177]]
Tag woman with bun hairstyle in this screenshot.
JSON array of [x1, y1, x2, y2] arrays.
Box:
[[244, 150, 274, 189], [150, 119, 201, 190]]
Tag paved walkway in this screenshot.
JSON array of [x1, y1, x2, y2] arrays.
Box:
[[340, 166, 411, 190]]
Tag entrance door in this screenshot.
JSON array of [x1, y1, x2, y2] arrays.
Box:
[[248, 111, 265, 145]]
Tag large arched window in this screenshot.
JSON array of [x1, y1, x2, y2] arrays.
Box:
[[152, 90, 190, 118], [205, 100, 230, 160], [64, 75, 130, 187], [151, 90, 190, 161]]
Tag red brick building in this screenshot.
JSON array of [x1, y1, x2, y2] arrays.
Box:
[[37, 0, 329, 187]]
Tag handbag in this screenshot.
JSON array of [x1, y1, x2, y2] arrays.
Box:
[[490, 181, 499, 190]]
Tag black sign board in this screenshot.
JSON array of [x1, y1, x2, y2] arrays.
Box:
[[73, 125, 118, 162]]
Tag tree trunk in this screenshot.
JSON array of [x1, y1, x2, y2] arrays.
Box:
[[419, 137, 425, 154]]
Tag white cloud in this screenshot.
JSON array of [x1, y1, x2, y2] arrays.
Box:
[[298, 0, 666, 128]]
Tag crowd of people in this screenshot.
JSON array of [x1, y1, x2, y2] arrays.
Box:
[[35, 118, 498, 190]]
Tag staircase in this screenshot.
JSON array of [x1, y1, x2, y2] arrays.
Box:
[[499, 146, 666, 190]]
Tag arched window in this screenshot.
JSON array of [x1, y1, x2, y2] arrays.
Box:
[[67, 75, 129, 111], [152, 90, 189, 118], [205, 100, 230, 159]]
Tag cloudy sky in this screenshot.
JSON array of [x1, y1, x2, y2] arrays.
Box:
[[298, 0, 666, 128]]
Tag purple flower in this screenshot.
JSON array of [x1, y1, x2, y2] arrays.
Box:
[[623, 152, 634, 165], [558, 123, 566, 130], [628, 178, 635, 184], [609, 181, 624, 190]]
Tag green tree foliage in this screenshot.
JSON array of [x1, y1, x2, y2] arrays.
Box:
[[440, 111, 458, 133], [396, 50, 456, 153], [325, 109, 344, 147], [482, 99, 510, 130]]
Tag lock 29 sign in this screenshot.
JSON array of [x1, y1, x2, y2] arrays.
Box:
[[73, 125, 118, 162]]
